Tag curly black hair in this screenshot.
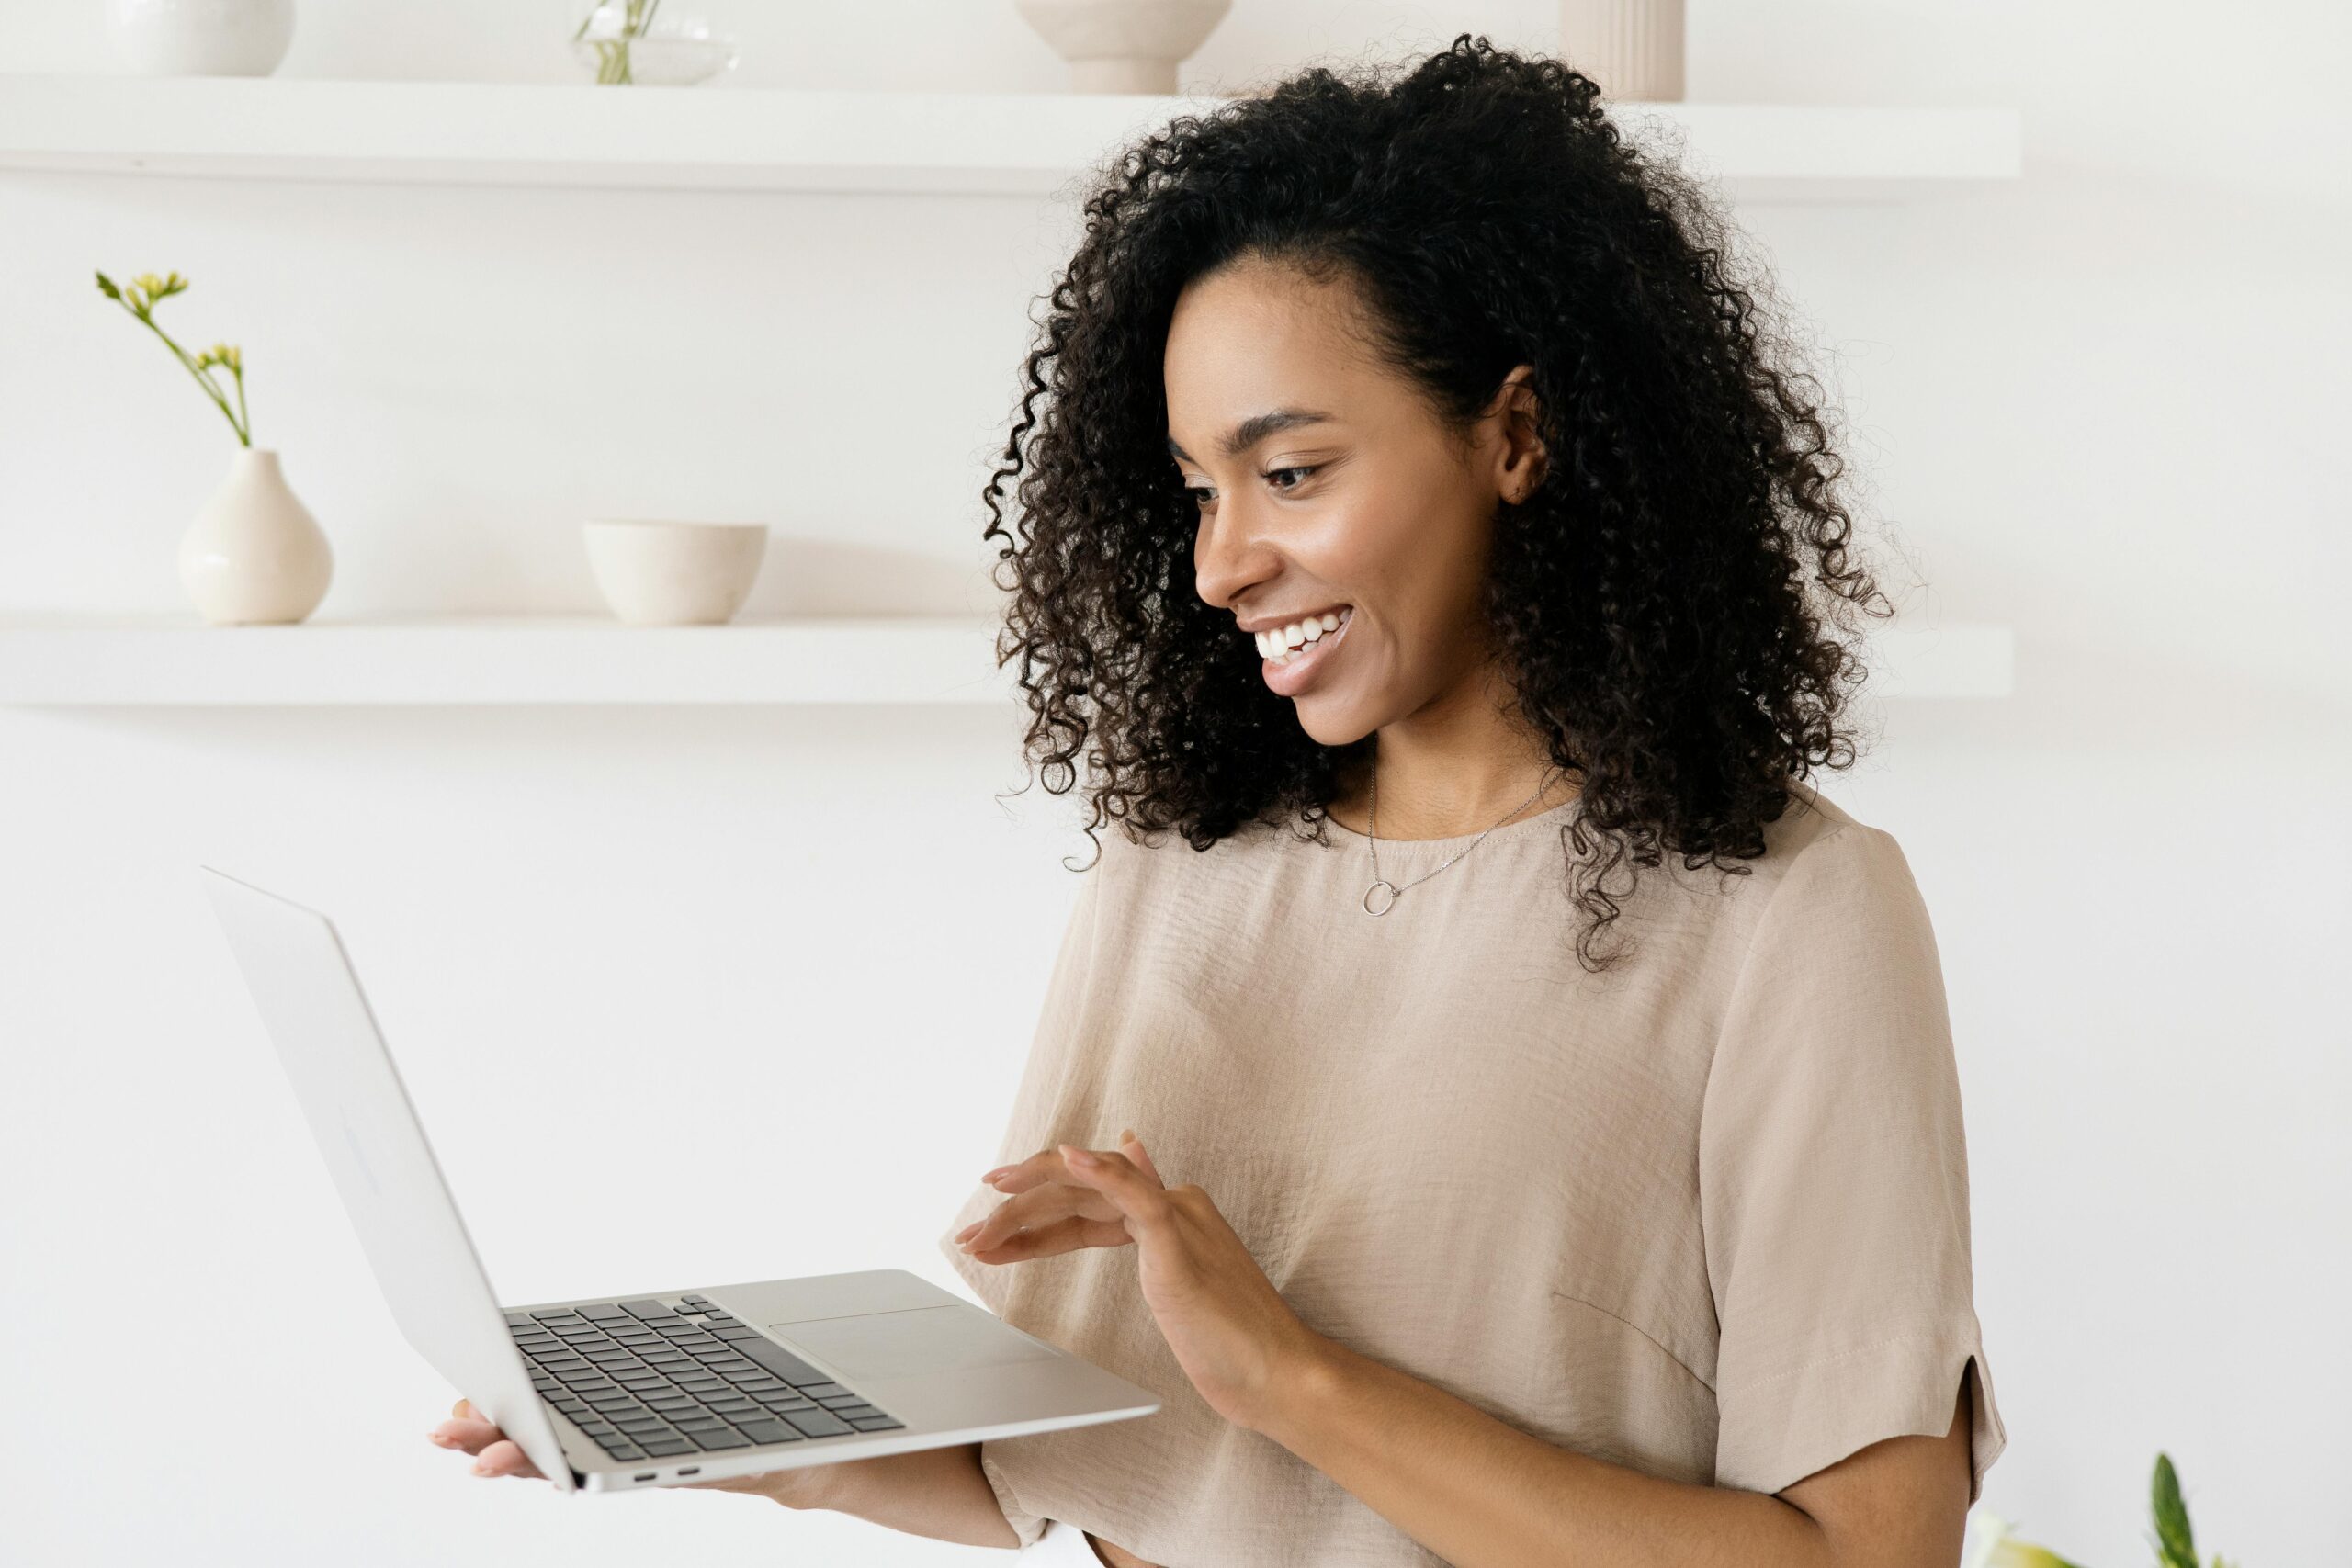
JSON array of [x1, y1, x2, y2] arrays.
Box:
[[979, 32, 1898, 971]]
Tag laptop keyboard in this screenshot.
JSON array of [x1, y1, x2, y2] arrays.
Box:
[[505, 1293, 905, 1463]]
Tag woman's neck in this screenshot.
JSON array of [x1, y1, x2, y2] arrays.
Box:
[[1321, 740, 1579, 840]]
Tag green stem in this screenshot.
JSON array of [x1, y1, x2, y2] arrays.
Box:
[[117, 298, 247, 444], [232, 365, 251, 447]]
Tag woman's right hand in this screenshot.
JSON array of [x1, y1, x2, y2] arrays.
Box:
[[425, 1398, 831, 1505], [427, 1397, 547, 1480]]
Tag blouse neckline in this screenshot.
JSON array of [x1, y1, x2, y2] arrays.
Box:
[[1308, 794, 1584, 855]]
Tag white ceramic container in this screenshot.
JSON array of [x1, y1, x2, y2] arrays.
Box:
[[106, 0, 297, 77], [583, 519, 767, 626], [1012, 0, 1232, 95], [178, 446, 334, 626]]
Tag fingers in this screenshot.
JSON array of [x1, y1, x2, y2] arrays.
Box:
[[957, 1181, 1112, 1254], [984, 1131, 1163, 1194], [961, 1212, 1135, 1262], [426, 1399, 542, 1479], [961, 1134, 1168, 1262], [980, 1147, 1072, 1195], [469, 1438, 542, 1480], [1117, 1129, 1163, 1186], [1053, 1142, 1176, 1235], [427, 1413, 503, 1456]]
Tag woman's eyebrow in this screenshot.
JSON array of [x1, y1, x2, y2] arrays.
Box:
[[1167, 407, 1339, 464]]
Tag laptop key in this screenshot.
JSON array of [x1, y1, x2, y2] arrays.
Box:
[[795, 1382, 849, 1399], [733, 1418, 802, 1444], [781, 1408, 854, 1438], [847, 1415, 904, 1431], [638, 1438, 694, 1456]]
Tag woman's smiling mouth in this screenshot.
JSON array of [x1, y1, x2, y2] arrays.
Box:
[[1257, 606, 1354, 695]]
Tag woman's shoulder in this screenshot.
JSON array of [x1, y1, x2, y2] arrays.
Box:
[[1603, 777, 1921, 962], [1724, 780, 1939, 966], [1069, 777, 1907, 912]]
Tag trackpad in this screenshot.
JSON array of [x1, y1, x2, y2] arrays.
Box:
[[767, 1305, 1058, 1380]]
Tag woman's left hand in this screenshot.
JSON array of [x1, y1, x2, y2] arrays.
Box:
[[955, 1131, 1328, 1433]]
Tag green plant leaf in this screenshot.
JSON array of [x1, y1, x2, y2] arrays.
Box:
[[2152, 1453, 2198, 1568], [95, 270, 121, 299]]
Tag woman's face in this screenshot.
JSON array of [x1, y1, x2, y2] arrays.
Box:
[[1165, 257, 1544, 749]]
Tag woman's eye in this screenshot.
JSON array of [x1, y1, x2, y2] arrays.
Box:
[[1185, 467, 1317, 509]]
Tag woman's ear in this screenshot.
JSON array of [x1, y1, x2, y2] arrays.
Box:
[[1488, 363, 1550, 503]]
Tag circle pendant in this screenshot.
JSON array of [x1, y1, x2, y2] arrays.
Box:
[[1363, 879, 1401, 916]]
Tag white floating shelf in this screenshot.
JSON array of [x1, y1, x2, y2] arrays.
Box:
[[0, 76, 2018, 199], [0, 613, 2010, 705]]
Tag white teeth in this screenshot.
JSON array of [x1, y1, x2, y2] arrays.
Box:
[[1259, 606, 1352, 665]]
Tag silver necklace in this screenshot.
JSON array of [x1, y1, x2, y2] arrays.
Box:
[[1361, 763, 1558, 917]]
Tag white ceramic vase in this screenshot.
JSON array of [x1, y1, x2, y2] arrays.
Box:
[[106, 0, 296, 77], [179, 447, 334, 626], [583, 519, 767, 626], [1558, 0, 1685, 101], [1013, 0, 1232, 95]]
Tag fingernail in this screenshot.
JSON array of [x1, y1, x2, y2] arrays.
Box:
[[980, 1168, 1009, 1183], [1119, 1128, 1136, 1144], [1063, 1145, 1099, 1168], [956, 1223, 980, 1243]]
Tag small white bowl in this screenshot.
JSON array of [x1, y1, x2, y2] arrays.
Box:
[[583, 518, 767, 626]]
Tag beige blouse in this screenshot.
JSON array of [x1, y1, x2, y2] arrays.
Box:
[[938, 779, 2007, 1563]]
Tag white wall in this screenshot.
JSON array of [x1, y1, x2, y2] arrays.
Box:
[[3, 3, 2344, 1565]]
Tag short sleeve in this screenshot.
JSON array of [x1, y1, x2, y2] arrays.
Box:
[[1699, 823, 2008, 1503], [932, 855, 1109, 1550]]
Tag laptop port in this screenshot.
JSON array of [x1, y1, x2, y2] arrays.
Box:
[[633, 1472, 655, 1482], [677, 1466, 700, 1476]]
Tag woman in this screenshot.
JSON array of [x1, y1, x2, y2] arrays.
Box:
[[433, 34, 2007, 1566]]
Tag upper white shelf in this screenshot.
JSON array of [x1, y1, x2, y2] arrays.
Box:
[[0, 76, 2020, 200], [0, 613, 2011, 705]]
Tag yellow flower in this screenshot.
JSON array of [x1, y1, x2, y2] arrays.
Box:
[[127, 270, 187, 308], [1962, 1511, 2088, 1568]]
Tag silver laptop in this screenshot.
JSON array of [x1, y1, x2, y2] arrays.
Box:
[[198, 864, 1159, 1494]]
